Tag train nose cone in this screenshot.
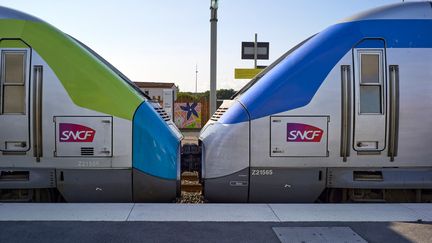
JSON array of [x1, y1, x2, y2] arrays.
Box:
[[199, 100, 250, 202], [132, 102, 182, 202]]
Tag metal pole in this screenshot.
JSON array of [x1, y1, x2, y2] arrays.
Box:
[[195, 64, 198, 94], [210, 0, 218, 116], [254, 33, 257, 69]]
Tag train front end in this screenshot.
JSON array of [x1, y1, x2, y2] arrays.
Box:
[[199, 100, 250, 202], [133, 101, 183, 202]]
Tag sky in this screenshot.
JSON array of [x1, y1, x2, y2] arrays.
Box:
[[1, 0, 403, 92]]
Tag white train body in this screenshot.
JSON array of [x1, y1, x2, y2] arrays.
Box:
[[0, 7, 182, 202]]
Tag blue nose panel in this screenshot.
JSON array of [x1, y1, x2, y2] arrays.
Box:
[[133, 102, 180, 180]]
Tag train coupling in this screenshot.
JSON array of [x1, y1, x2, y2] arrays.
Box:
[[180, 143, 201, 175]]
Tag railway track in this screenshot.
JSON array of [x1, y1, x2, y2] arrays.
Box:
[[178, 171, 204, 203], [182, 184, 202, 193], [181, 172, 202, 193]]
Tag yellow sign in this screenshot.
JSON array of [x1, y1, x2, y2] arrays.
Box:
[[234, 68, 264, 79]]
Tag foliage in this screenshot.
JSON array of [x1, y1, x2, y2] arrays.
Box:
[[217, 89, 236, 99], [176, 89, 236, 101], [177, 92, 197, 101]]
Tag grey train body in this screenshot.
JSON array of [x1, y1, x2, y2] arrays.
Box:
[[200, 2, 432, 203]]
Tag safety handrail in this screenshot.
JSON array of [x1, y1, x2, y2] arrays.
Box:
[[388, 65, 399, 161], [340, 65, 351, 162], [33, 65, 43, 161]]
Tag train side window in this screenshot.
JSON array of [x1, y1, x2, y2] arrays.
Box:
[[359, 52, 383, 114], [1, 51, 27, 114]]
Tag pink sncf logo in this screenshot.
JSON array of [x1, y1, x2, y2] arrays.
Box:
[[59, 123, 95, 142], [287, 123, 323, 142]]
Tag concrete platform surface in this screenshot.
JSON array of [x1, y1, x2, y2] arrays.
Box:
[[1, 203, 432, 222], [0, 221, 431, 243]]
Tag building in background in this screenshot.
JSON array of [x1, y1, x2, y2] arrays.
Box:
[[134, 82, 178, 102], [134, 81, 204, 129]]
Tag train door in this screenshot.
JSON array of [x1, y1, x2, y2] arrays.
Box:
[[352, 39, 387, 153], [0, 40, 31, 154]]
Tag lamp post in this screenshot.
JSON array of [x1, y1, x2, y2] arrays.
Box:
[[209, 0, 218, 116]]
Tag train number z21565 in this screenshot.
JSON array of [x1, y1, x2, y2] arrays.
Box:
[[251, 169, 273, 176]]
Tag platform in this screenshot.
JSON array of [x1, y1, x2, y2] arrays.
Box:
[[1, 203, 431, 222], [1, 203, 432, 243]]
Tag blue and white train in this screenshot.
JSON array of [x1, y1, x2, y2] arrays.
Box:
[[200, 2, 432, 202]]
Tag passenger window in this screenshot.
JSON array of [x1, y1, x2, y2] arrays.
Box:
[[1, 51, 27, 114], [359, 52, 382, 114]]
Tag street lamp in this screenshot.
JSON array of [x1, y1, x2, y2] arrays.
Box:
[[209, 0, 218, 116]]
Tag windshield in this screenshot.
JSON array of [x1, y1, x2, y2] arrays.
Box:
[[231, 34, 315, 99], [69, 35, 151, 100]]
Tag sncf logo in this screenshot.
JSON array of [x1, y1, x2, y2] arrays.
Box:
[[287, 123, 323, 142], [59, 123, 95, 142]]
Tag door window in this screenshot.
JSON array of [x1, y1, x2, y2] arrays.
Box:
[[358, 52, 383, 114], [1, 51, 27, 114]]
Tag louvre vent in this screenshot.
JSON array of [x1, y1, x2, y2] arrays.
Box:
[[154, 107, 171, 122], [210, 107, 228, 121], [81, 147, 94, 156]]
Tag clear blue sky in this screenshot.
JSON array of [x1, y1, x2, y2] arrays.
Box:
[[2, 0, 401, 92]]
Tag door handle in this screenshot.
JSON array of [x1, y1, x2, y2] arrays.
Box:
[[356, 141, 378, 149]]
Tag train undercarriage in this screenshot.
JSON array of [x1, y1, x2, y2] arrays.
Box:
[[180, 143, 432, 203]]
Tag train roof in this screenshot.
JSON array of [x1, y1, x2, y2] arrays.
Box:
[[0, 5, 42, 21], [0, 6, 145, 120], [344, 1, 432, 21]]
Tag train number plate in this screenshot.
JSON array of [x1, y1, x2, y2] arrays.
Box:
[[251, 169, 273, 176]]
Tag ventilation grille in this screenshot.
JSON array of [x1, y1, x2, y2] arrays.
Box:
[[210, 107, 228, 121], [81, 147, 94, 156], [154, 107, 171, 121]]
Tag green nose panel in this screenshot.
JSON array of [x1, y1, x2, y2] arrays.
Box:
[[0, 19, 144, 120]]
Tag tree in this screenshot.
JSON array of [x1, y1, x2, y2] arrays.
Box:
[[176, 89, 237, 102], [217, 89, 236, 99]]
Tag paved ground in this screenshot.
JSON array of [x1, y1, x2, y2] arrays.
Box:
[[0, 221, 431, 243], [1, 203, 432, 242]]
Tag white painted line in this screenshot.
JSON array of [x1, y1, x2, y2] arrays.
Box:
[[127, 203, 279, 222], [269, 204, 426, 222], [0, 203, 431, 222], [0, 203, 134, 221]]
